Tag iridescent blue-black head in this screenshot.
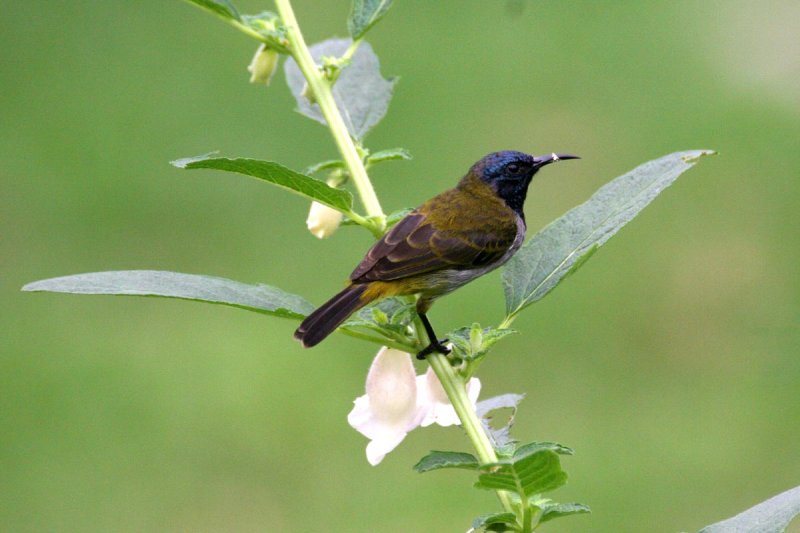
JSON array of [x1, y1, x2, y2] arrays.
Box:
[[468, 150, 579, 218]]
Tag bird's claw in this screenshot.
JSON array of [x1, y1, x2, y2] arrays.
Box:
[[416, 339, 451, 360]]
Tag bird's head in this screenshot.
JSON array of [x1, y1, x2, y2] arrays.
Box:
[[469, 150, 579, 218]]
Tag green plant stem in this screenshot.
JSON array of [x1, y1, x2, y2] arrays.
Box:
[[328, 38, 362, 86], [341, 38, 363, 63], [344, 211, 383, 238], [411, 317, 514, 514], [426, 353, 515, 513], [274, 0, 385, 231], [497, 315, 515, 331]]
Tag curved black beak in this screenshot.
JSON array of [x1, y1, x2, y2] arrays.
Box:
[[533, 153, 580, 169]]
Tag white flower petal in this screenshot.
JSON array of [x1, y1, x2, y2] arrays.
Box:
[[348, 348, 425, 465], [306, 201, 343, 239], [365, 347, 418, 421], [466, 377, 482, 405], [365, 431, 408, 466], [416, 367, 482, 428]]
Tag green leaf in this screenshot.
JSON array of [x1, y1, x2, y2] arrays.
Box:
[[475, 449, 567, 498], [447, 324, 516, 361], [348, 0, 394, 39], [340, 297, 416, 344], [502, 150, 715, 320], [514, 441, 574, 458], [22, 271, 314, 319], [366, 147, 412, 165], [414, 451, 479, 473], [538, 502, 591, 524], [471, 512, 519, 532], [172, 154, 354, 213], [240, 11, 290, 53], [699, 485, 800, 533], [183, 0, 241, 22], [304, 159, 346, 176], [284, 39, 396, 139]]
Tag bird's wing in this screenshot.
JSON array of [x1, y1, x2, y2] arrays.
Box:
[[350, 210, 517, 282]]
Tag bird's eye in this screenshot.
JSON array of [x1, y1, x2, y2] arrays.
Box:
[[506, 163, 521, 174]]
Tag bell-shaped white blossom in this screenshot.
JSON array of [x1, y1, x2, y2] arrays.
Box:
[[417, 367, 481, 427], [306, 201, 343, 239], [347, 347, 425, 465]]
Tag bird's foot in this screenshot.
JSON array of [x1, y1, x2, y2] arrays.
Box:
[[416, 339, 451, 360]]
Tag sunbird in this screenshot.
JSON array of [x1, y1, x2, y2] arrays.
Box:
[[295, 150, 579, 358]]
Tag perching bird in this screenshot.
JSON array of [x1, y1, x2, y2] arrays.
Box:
[[294, 150, 579, 358]]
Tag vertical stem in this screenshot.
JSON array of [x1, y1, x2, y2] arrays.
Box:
[[427, 354, 515, 514], [275, 0, 385, 228], [427, 354, 496, 463]]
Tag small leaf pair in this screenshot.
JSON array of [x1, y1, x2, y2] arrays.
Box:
[[415, 441, 588, 531]]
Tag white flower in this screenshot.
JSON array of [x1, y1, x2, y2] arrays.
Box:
[[247, 43, 279, 86], [347, 347, 425, 465], [417, 367, 481, 427], [348, 347, 484, 465], [306, 201, 343, 239]]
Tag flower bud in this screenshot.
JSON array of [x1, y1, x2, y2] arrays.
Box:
[[247, 43, 278, 86], [306, 201, 343, 239], [300, 82, 317, 104]]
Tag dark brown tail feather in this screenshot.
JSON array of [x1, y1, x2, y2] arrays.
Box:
[[294, 284, 370, 348]]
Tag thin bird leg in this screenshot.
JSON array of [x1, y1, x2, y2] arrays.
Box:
[[416, 312, 452, 360]]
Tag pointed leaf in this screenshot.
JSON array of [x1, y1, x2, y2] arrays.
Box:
[[471, 512, 519, 532], [183, 0, 241, 22], [538, 502, 591, 524], [22, 271, 314, 319], [414, 451, 480, 473], [475, 450, 567, 498], [366, 147, 412, 165], [348, 0, 394, 39], [699, 485, 800, 533], [503, 150, 715, 320], [514, 441, 574, 458], [304, 159, 346, 176], [172, 155, 354, 213], [284, 39, 395, 139]]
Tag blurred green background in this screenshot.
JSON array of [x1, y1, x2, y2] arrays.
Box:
[[3, 1, 799, 531]]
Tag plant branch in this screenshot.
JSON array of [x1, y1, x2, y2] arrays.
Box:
[[412, 318, 515, 515], [426, 353, 515, 514], [274, 0, 385, 232]]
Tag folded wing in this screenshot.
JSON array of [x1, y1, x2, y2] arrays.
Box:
[[350, 211, 516, 283]]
